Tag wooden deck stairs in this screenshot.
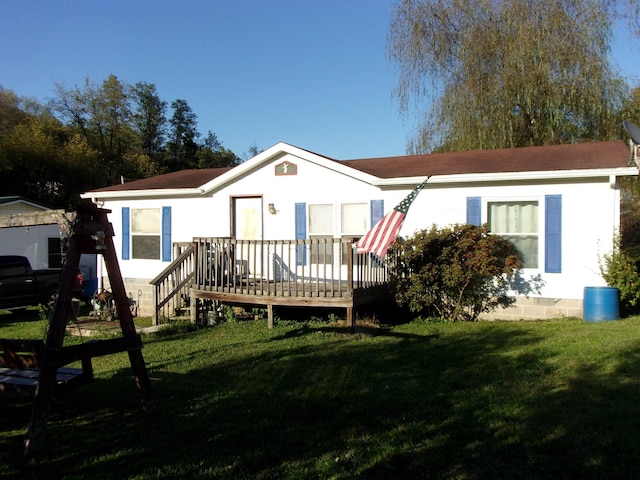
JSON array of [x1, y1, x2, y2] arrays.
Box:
[[150, 243, 195, 325]]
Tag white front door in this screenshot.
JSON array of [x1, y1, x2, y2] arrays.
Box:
[[233, 197, 263, 277], [234, 197, 262, 240]]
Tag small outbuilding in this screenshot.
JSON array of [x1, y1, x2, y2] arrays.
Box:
[[0, 196, 66, 270]]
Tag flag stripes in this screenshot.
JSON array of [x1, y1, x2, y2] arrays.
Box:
[[355, 178, 429, 258], [355, 209, 405, 258]]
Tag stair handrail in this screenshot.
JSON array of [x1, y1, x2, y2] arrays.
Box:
[[150, 243, 195, 325]]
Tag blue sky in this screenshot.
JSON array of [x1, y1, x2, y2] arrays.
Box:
[[1, 0, 639, 160]]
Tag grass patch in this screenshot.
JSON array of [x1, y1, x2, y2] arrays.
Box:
[[0, 306, 153, 338], [3, 316, 640, 478]]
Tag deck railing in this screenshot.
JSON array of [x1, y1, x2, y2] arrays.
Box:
[[193, 237, 391, 298]]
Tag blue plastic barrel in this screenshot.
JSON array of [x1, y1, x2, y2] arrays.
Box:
[[583, 286, 619, 322]]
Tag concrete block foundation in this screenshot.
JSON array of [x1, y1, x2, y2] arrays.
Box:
[[480, 297, 583, 321]]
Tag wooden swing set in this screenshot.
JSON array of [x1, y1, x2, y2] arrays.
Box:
[[0, 205, 153, 455]]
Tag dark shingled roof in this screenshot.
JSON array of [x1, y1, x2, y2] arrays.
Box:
[[90, 166, 234, 192], [0, 196, 53, 208], [340, 141, 632, 178], [87, 141, 632, 193]]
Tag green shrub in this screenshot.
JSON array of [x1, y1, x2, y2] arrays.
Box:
[[389, 224, 524, 321], [221, 304, 238, 323], [599, 236, 640, 315]]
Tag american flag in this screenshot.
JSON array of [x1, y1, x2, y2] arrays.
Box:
[[355, 178, 429, 258]]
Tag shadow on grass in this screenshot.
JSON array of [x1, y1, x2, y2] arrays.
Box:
[[3, 322, 640, 479], [0, 308, 42, 323]]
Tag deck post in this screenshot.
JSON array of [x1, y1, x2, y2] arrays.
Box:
[[190, 287, 197, 324], [267, 304, 274, 329], [151, 287, 159, 325], [346, 307, 354, 328], [347, 241, 354, 297], [347, 242, 354, 328]]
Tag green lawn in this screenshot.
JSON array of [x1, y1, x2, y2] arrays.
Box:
[[2, 312, 640, 479]]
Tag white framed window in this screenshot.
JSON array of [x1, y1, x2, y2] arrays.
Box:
[[341, 203, 367, 264], [305, 203, 369, 265], [488, 200, 539, 268], [309, 204, 333, 235], [131, 208, 161, 260], [309, 204, 334, 264], [341, 203, 367, 235]]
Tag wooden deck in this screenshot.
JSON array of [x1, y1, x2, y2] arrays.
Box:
[[189, 237, 392, 327]]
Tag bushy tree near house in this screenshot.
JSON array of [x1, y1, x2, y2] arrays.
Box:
[[388, 224, 525, 321], [599, 235, 640, 316]]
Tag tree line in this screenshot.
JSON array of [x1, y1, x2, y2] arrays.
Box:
[[0, 74, 256, 208]]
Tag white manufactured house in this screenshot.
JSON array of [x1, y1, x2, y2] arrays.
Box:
[[81, 141, 639, 322]]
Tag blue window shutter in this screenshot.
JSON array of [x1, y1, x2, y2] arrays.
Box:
[[466, 197, 481, 226], [545, 195, 562, 273], [162, 206, 172, 262], [370, 199, 384, 227], [122, 207, 130, 260], [295, 203, 306, 266]]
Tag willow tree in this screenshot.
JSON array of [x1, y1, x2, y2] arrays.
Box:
[[388, 0, 637, 153]]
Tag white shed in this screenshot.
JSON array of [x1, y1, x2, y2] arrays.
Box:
[[0, 197, 65, 270], [81, 141, 639, 320]]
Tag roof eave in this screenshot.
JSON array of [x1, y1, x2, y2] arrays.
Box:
[[80, 188, 205, 202], [372, 167, 639, 187]]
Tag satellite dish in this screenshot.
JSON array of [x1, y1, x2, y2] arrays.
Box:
[[623, 120, 640, 145]]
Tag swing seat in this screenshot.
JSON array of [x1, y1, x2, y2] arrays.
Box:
[[0, 338, 93, 395]]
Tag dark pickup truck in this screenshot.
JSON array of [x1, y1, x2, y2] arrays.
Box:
[[0, 255, 81, 311]]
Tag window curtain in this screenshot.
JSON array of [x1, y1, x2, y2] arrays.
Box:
[[488, 201, 539, 269], [489, 201, 538, 234]]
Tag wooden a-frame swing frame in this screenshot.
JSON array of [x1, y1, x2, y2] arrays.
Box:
[[0, 205, 153, 455]]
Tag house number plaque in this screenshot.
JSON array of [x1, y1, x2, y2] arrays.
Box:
[[275, 161, 297, 176]]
